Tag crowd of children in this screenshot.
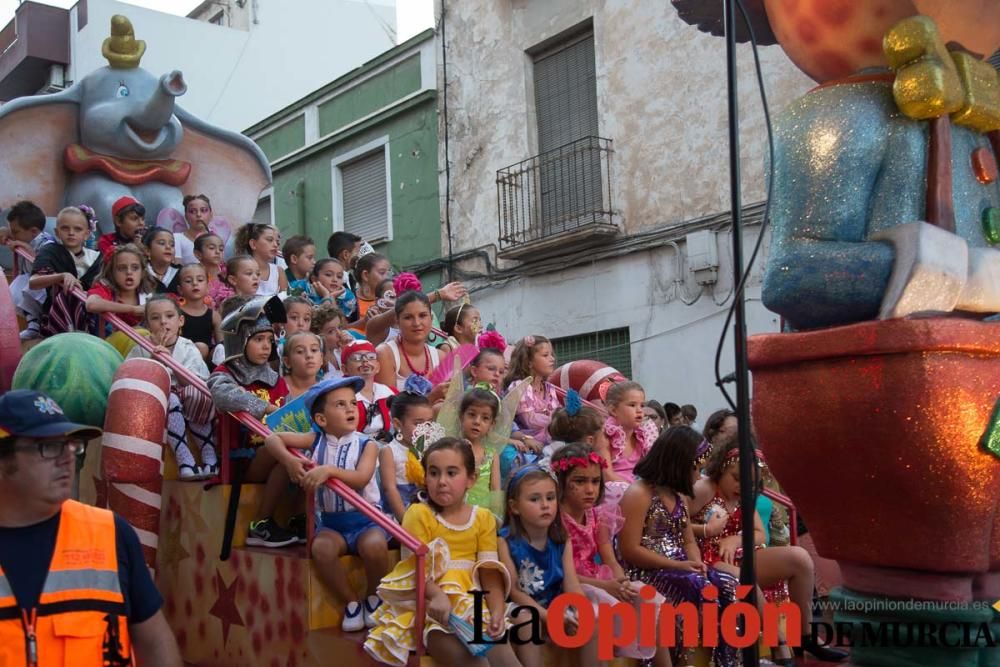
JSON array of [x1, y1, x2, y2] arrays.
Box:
[[3, 197, 849, 667]]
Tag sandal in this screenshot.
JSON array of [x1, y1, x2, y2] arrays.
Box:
[[178, 464, 209, 481]]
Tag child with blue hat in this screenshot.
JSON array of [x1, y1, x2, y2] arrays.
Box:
[[263, 375, 391, 633]]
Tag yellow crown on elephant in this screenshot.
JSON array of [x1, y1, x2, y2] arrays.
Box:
[[102, 15, 146, 69]]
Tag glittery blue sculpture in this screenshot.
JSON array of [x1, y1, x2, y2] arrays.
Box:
[[761, 73, 1000, 331]]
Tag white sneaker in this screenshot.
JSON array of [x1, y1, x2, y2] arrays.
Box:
[[363, 595, 381, 628], [342, 601, 365, 632]]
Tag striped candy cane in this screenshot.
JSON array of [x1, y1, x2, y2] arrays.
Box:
[[100, 358, 170, 569]]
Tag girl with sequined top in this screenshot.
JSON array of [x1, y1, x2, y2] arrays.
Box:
[[618, 426, 739, 667], [689, 447, 848, 664]]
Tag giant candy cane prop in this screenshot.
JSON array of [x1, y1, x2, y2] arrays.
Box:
[[100, 358, 170, 569]]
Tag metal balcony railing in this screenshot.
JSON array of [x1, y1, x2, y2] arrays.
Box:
[[497, 135, 614, 250]]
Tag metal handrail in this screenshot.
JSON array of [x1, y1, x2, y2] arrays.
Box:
[[9, 243, 429, 654]]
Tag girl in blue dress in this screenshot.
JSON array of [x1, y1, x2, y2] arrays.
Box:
[[498, 464, 597, 667]]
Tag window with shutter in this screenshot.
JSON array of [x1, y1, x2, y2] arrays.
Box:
[[339, 149, 390, 242], [253, 196, 271, 226], [532, 32, 601, 232]]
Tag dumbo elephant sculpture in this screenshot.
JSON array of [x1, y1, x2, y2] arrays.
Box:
[[0, 15, 270, 234]]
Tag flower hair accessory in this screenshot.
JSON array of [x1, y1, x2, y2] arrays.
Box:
[[77, 204, 99, 234], [477, 329, 506, 352], [403, 373, 433, 396], [472, 381, 501, 407], [552, 451, 607, 472], [564, 389, 582, 417], [522, 335, 536, 347], [393, 272, 422, 295]]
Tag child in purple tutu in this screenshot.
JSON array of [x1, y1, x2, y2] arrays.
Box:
[[619, 426, 739, 667]]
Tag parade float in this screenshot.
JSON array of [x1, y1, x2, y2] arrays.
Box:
[[0, 3, 996, 666], [671, 1, 1000, 665]]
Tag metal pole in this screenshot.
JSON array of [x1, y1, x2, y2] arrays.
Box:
[[723, 0, 759, 664]]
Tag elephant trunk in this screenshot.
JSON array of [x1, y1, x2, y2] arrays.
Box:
[[128, 70, 187, 131]]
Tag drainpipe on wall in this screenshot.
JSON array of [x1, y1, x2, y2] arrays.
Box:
[[439, 0, 454, 282]]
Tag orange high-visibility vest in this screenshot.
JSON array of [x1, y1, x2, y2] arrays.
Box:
[[0, 500, 132, 667]]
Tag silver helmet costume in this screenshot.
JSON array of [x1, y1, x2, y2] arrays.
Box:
[[219, 295, 286, 363]]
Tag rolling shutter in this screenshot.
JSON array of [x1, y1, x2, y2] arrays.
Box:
[[341, 150, 389, 241]]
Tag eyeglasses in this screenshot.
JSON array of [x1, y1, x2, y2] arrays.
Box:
[[16, 438, 87, 459], [348, 352, 377, 363]]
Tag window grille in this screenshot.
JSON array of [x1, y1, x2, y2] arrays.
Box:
[[551, 327, 632, 379]]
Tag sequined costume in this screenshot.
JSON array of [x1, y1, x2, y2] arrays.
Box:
[[692, 492, 790, 603], [622, 493, 739, 667], [466, 448, 496, 511], [363, 503, 510, 666]]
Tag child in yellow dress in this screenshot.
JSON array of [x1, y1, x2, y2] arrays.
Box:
[[364, 437, 520, 666]]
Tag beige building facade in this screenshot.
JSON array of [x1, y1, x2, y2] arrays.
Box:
[[436, 0, 814, 411]]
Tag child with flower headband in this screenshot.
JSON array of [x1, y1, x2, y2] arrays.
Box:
[[550, 443, 670, 664], [504, 335, 559, 445]]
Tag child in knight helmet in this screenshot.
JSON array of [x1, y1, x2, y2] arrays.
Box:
[[264, 376, 391, 633], [364, 438, 517, 667], [128, 295, 217, 479], [498, 463, 598, 667], [505, 335, 559, 444], [553, 443, 671, 666], [207, 295, 296, 547]]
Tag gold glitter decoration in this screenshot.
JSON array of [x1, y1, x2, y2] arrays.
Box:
[[884, 16, 963, 120], [949, 51, 1000, 133]]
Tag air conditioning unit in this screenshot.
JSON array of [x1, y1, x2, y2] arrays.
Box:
[[685, 230, 719, 285]]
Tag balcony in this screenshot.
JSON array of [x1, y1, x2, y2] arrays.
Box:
[[496, 135, 617, 259], [0, 2, 69, 102]]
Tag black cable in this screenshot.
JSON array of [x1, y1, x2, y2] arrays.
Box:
[[713, 0, 775, 412]]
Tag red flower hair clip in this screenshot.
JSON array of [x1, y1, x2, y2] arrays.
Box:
[[552, 451, 607, 472]]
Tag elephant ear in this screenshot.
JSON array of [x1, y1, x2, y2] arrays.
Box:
[[670, 0, 777, 45], [173, 107, 272, 237], [0, 88, 82, 214]]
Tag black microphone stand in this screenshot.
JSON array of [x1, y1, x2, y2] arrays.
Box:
[[723, 0, 760, 664]]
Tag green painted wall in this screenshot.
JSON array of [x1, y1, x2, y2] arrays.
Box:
[[317, 55, 422, 137], [256, 116, 305, 162], [271, 96, 440, 277]]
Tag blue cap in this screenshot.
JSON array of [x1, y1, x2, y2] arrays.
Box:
[[0, 390, 103, 440], [302, 376, 365, 419]]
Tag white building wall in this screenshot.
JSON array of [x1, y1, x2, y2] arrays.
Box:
[[439, 0, 815, 415], [68, 0, 396, 132]]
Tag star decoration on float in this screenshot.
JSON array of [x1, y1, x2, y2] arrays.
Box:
[[209, 569, 244, 645]]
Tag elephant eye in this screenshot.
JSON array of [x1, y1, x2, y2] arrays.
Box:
[[116, 83, 130, 98]]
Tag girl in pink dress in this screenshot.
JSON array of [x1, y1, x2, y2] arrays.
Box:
[[552, 443, 671, 666], [504, 335, 559, 444], [597, 381, 658, 504]]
